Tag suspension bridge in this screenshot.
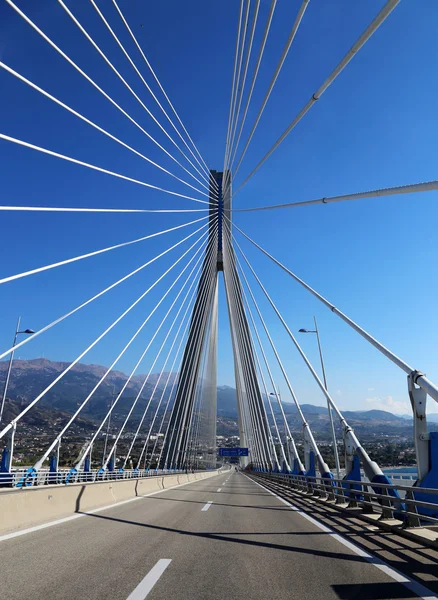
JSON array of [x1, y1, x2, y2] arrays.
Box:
[[0, 1, 438, 598]]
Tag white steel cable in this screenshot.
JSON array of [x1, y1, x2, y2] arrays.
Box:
[[222, 228, 261, 463], [158, 240, 218, 470], [233, 180, 438, 212], [4, 0, 217, 199], [111, 0, 216, 190], [124, 250, 206, 469], [0, 61, 212, 199], [0, 220, 215, 362], [230, 0, 309, 185], [229, 230, 325, 469], [224, 232, 283, 467], [0, 216, 209, 285], [232, 221, 438, 406], [58, 0, 215, 196], [227, 0, 276, 179], [91, 0, 215, 190], [228, 0, 260, 159], [0, 221, 210, 440], [91, 229, 216, 470], [234, 0, 401, 194], [222, 229, 255, 462], [231, 227, 344, 427], [35, 230, 210, 471], [222, 228, 272, 467], [0, 134, 212, 206], [104, 220, 218, 469], [184, 322, 209, 469], [162, 231, 218, 468], [0, 206, 209, 214], [243, 293, 283, 470], [168, 236, 219, 469], [125, 219, 218, 468], [224, 0, 253, 179], [223, 0, 245, 176]]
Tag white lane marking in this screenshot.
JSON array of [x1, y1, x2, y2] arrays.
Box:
[[246, 475, 437, 600], [201, 501, 213, 511], [126, 559, 171, 600], [0, 475, 218, 543], [217, 488, 222, 492]]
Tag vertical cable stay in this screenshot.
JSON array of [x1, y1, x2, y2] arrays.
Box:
[[0, 216, 210, 286], [234, 0, 401, 194], [0, 220, 212, 441], [35, 227, 213, 470], [223, 0, 245, 178], [224, 0, 253, 178], [0, 62, 213, 200], [227, 0, 277, 180], [4, 0, 217, 199], [91, 0, 215, 191], [231, 0, 310, 186], [0, 133, 212, 206], [57, 0, 217, 198], [111, 0, 216, 190]]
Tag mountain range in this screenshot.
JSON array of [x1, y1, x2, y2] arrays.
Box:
[[1, 359, 437, 438]]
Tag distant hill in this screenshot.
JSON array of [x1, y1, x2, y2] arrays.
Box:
[[1, 359, 437, 438]]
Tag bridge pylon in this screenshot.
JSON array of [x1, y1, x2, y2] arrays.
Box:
[[160, 171, 273, 471]]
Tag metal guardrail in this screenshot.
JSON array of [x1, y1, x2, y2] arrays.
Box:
[[250, 471, 438, 529], [0, 467, 214, 488]]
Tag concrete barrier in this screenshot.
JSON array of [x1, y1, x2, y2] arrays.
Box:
[[0, 470, 219, 535]]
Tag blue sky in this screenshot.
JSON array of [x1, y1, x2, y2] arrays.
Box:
[[0, 0, 437, 416]]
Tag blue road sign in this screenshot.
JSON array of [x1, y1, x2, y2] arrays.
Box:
[[219, 447, 249, 457]]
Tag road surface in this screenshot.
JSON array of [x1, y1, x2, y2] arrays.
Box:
[[1, 470, 437, 599]]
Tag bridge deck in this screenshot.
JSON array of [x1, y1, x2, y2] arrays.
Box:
[[2, 472, 437, 599]]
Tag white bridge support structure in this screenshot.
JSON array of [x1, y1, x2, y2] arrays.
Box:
[[161, 171, 273, 471]]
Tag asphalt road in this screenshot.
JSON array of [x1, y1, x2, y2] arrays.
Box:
[[1, 470, 436, 599]]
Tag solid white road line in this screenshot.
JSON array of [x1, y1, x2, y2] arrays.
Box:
[[126, 559, 171, 600], [246, 474, 437, 600], [217, 488, 222, 492], [0, 475, 217, 543], [201, 501, 213, 512]]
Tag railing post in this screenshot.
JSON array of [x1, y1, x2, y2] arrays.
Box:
[[0, 422, 15, 487], [403, 489, 421, 528], [49, 439, 60, 484]]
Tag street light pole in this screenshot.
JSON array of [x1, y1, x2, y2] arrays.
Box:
[[0, 317, 35, 425], [299, 317, 341, 479]]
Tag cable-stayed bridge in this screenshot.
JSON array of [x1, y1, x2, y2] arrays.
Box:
[[0, 1, 438, 598]]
